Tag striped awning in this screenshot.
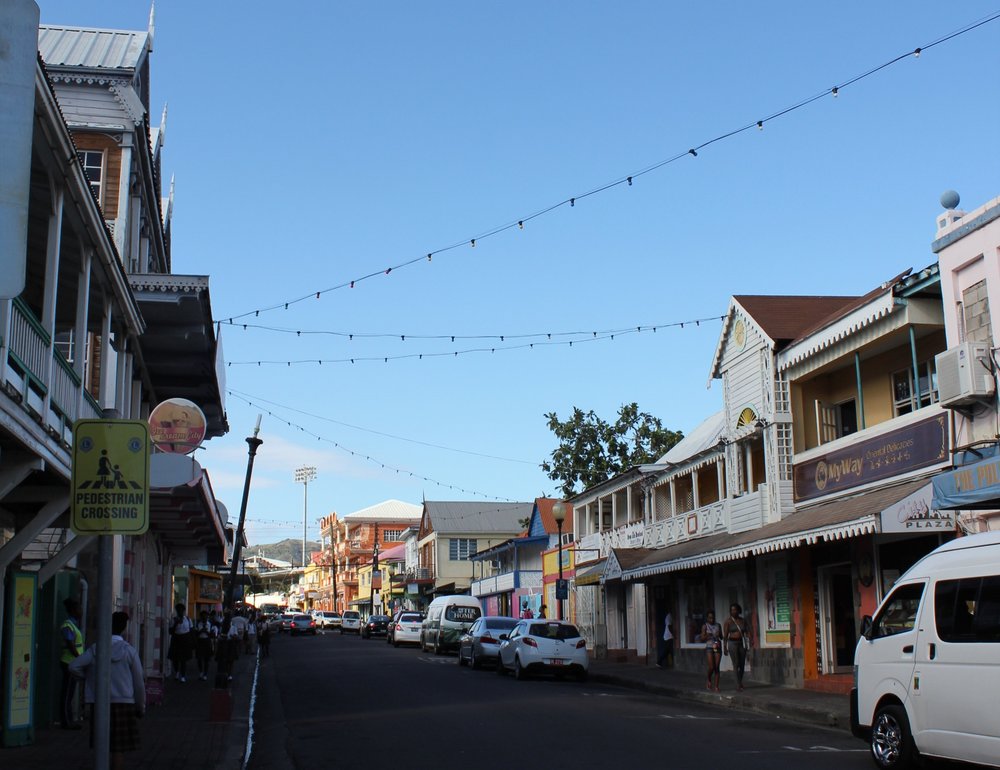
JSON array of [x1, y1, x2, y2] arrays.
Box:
[[623, 477, 929, 581]]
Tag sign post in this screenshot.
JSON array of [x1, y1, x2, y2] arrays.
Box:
[[71, 418, 150, 770]]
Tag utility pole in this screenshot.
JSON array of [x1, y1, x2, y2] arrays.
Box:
[[369, 522, 379, 618]]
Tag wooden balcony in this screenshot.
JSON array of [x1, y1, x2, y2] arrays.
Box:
[[2, 297, 102, 448]]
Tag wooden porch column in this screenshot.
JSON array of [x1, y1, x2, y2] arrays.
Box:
[[74, 250, 92, 417], [717, 459, 726, 499], [99, 298, 114, 409], [692, 468, 700, 510], [42, 186, 64, 415], [669, 479, 677, 517]]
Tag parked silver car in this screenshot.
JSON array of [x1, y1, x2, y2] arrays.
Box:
[[457, 616, 519, 668]]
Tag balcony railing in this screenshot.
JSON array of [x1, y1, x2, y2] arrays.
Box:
[[577, 499, 730, 559], [3, 298, 101, 446], [470, 569, 542, 597]]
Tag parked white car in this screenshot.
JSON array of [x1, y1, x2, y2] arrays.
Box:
[[391, 611, 424, 647], [340, 610, 362, 634], [313, 611, 342, 630], [496, 619, 588, 681]]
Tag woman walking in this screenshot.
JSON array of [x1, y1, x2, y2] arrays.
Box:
[[167, 603, 193, 683], [723, 603, 749, 691], [700, 610, 723, 692]]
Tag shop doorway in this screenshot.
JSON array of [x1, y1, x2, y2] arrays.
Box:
[[818, 564, 857, 673]]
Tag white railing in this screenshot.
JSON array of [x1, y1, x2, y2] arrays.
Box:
[[575, 500, 730, 558], [518, 570, 542, 589], [471, 569, 531, 597]]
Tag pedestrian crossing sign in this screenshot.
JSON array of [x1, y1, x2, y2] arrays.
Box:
[[71, 419, 150, 535]]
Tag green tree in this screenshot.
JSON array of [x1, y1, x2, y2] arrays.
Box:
[[541, 403, 683, 497]]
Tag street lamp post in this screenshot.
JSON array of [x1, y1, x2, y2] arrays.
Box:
[[294, 466, 316, 573], [551, 502, 567, 620]]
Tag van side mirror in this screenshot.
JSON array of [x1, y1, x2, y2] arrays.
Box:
[[860, 615, 873, 640]]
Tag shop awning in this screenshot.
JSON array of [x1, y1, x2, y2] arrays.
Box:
[[623, 477, 933, 581], [932, 453, 1000, 510], [574, 559, 606, 586], [148, 453, 228, 565]]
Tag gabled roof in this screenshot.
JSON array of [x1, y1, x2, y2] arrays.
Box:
[[420, 501, 533, 536], [531, 498, 572, 537], [710, 294, 858, 380], [343, 499, 422, 522], [38, 25, 149, 72]]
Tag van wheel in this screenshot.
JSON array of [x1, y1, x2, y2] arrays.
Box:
[[871, 704, 916, 770], [434, 633, 445, 655], [514, 656, 528, 681]]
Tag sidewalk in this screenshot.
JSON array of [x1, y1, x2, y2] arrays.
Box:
[[1, 651, 256, 770], [587, 658, 852, 731]]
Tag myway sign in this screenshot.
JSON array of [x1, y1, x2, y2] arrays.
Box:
[[71, 420, 151, 535]]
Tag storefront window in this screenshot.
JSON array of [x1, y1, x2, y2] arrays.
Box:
[[756, 556, 792, 647]]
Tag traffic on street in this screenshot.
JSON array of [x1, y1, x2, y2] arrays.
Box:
[[248, 631, 868, 770]]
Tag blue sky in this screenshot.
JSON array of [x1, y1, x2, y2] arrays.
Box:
[[38, 1, 1000, 547]]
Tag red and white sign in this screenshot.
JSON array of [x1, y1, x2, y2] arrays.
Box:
[[148, 398, 207, 454]]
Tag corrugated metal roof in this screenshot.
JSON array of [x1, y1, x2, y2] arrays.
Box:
[[38, 25, 148, 71], [424, 501, 534, 534], [657, 410, 724, 465], [343, 499, 422, 522]]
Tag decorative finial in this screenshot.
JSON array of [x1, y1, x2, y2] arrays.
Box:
[[940, 190, 960, 210]]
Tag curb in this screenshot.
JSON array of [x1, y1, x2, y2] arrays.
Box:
[[588, 672, 849, 731]]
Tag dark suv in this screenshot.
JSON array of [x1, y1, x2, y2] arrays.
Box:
[[361, 614, 391, 639]]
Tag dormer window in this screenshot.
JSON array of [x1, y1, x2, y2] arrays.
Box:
[[77, 150, 104, 205]]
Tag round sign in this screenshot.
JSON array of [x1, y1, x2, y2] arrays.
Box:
[[148, 398, 207, 454]]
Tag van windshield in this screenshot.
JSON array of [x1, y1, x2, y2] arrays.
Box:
[[872, 582, 924, 638], [446, 605, 481, 623]]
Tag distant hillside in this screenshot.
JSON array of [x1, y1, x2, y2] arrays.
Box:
[[246, 538, 321, 567]]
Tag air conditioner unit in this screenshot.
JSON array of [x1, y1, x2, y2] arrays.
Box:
[[935, 342, 995, 408]]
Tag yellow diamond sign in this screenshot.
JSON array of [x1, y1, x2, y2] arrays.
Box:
[[71, 419, 150, 535]]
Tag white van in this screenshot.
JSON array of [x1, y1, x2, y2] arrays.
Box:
[[852, 531, 1000, 769], [419, 595, 482, 654]]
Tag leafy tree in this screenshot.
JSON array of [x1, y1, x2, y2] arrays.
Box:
[[541, 403, 683, 497]]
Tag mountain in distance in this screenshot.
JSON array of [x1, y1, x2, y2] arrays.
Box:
[[247, 538, 321, 567]]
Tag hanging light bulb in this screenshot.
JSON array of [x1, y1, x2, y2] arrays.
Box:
[[470, 239, 476, 248], [913, 47, 921, 57], [757, 120, 763, 130], [688, 148, 698, 157], [831, 86, 839, 97], [518, 221, 524, 230]]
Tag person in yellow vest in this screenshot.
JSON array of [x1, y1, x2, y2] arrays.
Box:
[[59, 597, 84, 729]]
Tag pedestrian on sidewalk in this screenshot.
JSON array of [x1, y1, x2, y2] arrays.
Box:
[[69, 610, 145, 770], [723, 603, 749, 692], [258, 620, 271, 658], [167, 603, 193, 682], [245, 612, 257, 654], [700, 610, 722, 692], [537, 604, 547, 619], [656, 610, 674, 669], [194, 610, 217, 681], [58, 597, 85, 729]]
